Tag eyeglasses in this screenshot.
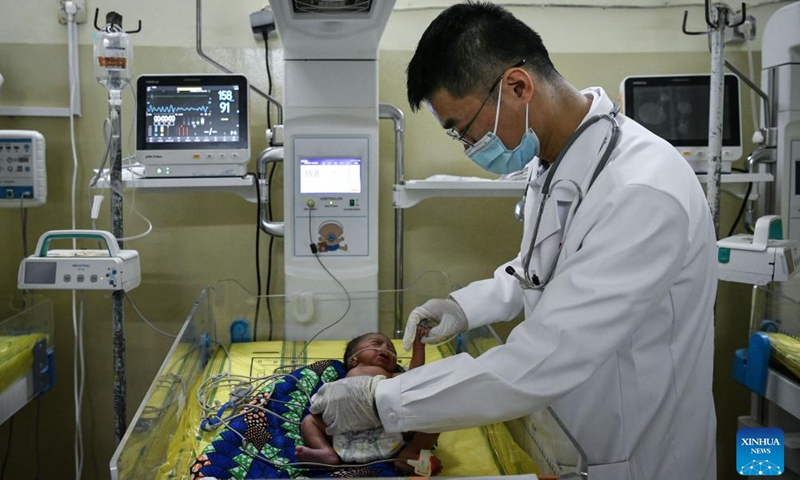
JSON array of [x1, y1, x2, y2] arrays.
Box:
[[445, 59, 527, 147]]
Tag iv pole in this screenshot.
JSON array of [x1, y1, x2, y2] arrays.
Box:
[[683, 1, 746, 237], [94, 9, 142, 444]]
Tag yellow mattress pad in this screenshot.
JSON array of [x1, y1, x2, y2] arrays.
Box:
[[767, 332, 800, 379], [0, 334, 47, 393]]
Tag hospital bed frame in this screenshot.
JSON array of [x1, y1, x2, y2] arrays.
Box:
[[110, 277, 588, 479], [0, 296, 54, 426]]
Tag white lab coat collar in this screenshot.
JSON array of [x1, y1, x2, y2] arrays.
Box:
[[530, 87, 617, 196]]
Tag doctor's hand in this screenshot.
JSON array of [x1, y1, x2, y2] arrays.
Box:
[[309, 375, 384, 436], [403, 298, 468, 351]]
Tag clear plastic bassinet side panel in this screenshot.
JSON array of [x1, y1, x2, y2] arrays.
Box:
[[110, 286, 214, 480], [457, 327, 589, 479]]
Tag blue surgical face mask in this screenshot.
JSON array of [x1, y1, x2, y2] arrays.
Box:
[[465, 86, 540, 175]]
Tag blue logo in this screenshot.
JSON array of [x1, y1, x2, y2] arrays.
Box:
[[737, 427, 784, 476]]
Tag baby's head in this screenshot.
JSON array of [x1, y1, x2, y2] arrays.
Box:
[[344, 333, 398, 372]]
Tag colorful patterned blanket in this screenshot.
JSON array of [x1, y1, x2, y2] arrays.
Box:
[[189, 360, 406, 478]]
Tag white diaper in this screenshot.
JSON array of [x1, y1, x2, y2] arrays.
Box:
[[333, 427, 404, 463]]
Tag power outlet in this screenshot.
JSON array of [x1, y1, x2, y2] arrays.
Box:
[[58, 0, 88, 25]]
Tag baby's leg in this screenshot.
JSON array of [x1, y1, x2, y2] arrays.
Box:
[[295, 414, 341, 466], [395, 432, 442, 475]]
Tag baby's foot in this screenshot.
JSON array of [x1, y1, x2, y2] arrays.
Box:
[[394, 446, 442, 476], [295, 445, 341, 466]]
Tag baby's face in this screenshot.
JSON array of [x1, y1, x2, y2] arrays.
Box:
[[351, 334, 398, 371]]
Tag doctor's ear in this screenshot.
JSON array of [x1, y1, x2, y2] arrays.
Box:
[[504, 68, 533, 103]]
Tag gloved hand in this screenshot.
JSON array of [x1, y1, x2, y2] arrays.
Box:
[[309, 375, 384, 436], [403, 298, 468, 351]]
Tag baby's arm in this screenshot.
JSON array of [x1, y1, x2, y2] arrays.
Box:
[[408, 326, 428, 370]]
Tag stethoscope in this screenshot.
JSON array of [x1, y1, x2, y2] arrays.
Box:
[[506, 105, 621, 291]]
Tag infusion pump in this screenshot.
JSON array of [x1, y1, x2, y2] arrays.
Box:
[[0, 130, 46, 207]]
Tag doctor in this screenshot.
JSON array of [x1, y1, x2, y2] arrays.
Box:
[[311, 2, 717, 479]]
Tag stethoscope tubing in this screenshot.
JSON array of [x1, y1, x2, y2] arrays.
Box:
[[517, 107, 621, 290]]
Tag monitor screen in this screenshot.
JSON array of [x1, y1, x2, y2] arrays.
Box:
[[299, 157, 362, 194], [623, 75, 741, 148], [136, 75, 249, 152], [24, 261, 57, 285]]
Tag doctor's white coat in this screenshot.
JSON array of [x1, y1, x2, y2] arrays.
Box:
[[376, 87, 717, 480]]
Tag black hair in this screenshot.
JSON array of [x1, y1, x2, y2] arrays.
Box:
[[406, 1, 560, 112]]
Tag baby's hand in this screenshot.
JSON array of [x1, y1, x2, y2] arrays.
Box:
[[414, 326, 430, 346]]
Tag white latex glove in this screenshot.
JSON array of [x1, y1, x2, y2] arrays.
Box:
[[403, 298, 468, 351], [309, 375, 384, 436]]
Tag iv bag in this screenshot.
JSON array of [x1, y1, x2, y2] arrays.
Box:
[[94, 29, 132, 91]]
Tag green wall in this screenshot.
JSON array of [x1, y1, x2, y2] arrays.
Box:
[[0, 41, 758, 479]]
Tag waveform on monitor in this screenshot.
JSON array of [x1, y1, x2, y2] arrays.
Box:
[[146, 104, 210, 114]]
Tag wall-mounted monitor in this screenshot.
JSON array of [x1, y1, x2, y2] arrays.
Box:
[[135, 74, 250, 177], [621, 74, 742, 173]]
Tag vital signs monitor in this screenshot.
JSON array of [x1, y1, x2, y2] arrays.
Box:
[[135, 74, 250, 177], [0, 130, 46, 207], [621, 74, 742, 173]]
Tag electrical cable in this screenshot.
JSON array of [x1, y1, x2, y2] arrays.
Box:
[[253, 172, 262, 342], [88, 119, 113, 233], [20, 196, 30, 308], [197, 373, 313, 425], [266, 162, 277, 341], [67, 10, 78, 237], [71, 289, 81, 480], [0, 417, 12, 480], [34, 398, 41, 480], [745, 24, 759, 132], [263, 31, 273, 129], [728, 181, 753, 237], [20, 196, 28, 258], [262, 31, 282, 341], [72, 291, 85, 480], [116, 173, 153, 242], [91, 167, 153, 241], [290, 208, 353, 366], [88, 118, 113, 191], [124, 292, 178, 338], [79, 292, 86, 480], [66, 7, 84, 480], [141, 374, 184, 420]]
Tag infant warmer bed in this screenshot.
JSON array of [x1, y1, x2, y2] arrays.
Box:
[[111, 276, 588, 479]]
